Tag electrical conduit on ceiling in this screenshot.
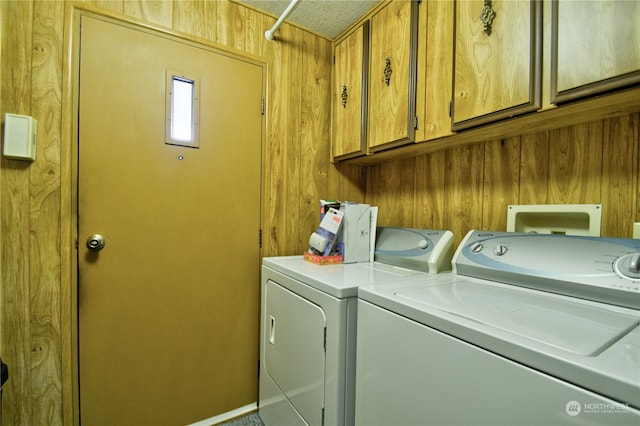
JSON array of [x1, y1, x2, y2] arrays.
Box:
[[264, 0, 302, 40]]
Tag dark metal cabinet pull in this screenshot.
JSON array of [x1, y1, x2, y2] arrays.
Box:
[[480, 0, 496, 36], [384, 57, 392, 85]]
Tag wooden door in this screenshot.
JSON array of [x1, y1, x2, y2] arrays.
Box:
[[332, 21, 369, 161], [452, 0, 542, 131], [77, 15, 263, 425], [368, 0, 419, 152]]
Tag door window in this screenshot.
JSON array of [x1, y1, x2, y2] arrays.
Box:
[[166, 71, 200, 147]]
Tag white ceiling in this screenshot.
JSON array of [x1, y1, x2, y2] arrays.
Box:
[[237, 0, 378, 39]]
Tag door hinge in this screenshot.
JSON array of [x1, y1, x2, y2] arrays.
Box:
[[259, 229, 263, 248], [322, 407, 325, 426], [448, 101, 452, 117], [261, 97, 265, 115], [414, 116, 419, 130]]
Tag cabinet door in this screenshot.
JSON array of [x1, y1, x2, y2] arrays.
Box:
[[452, 0, 542, 131], [551, 0, 640, 104], [368, 0, 419, 152], [332, 22, 369, 161]]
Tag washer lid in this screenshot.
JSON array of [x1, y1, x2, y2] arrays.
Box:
[[395, 279, 640, 356]]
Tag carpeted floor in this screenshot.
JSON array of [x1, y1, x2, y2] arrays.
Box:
[[219, 412, 264, 426]]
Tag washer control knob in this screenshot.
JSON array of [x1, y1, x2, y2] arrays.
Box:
[[470, 242, 483, 253], [628, 253, 640, 273], [615, 253, 640, 279], [494, 243, 507, 256], [418, 239, 429, 249]]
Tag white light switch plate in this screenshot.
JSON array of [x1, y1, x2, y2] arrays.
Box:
[[633, 223, 640, 239]]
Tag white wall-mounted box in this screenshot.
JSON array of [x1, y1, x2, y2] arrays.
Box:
[[3, 113, 37, 161], [338, 202, 371, 263], [507, 204, 602, 236]]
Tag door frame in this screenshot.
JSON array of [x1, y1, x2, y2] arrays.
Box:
[[61, 5, 268, 424]]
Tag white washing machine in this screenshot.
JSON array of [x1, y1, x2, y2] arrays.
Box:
[[356, 230, 640, 425], [258, 228, 454, 426]]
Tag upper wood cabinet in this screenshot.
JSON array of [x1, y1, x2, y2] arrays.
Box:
[[452, 0, 542, 131], [330, 0, 639, 165], [551, 0, 640, 104], [332, 22, 370, 161], [368, 0, 419, 152], [416, 0, 455, 143]]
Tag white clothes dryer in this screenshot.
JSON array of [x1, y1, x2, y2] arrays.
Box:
[[258, 228, 454, 426], [355, 230, 640, 425]]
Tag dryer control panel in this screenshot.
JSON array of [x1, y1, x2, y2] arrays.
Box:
[[375, 227, 454, 274], [454, 230, 640, 309]]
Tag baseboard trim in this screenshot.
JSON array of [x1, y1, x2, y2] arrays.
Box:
[[187, 402, 258, 426]]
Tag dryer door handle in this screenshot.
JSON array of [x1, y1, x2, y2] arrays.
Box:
[[269, 315, 276, 344]]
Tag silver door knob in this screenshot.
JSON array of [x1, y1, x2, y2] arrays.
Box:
[[86, 234, 106, 251]]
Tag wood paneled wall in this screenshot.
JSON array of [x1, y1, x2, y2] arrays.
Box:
[[367, 113, 640, 246], [1, 0, 638, 425], [0, 1, 362, 424]]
